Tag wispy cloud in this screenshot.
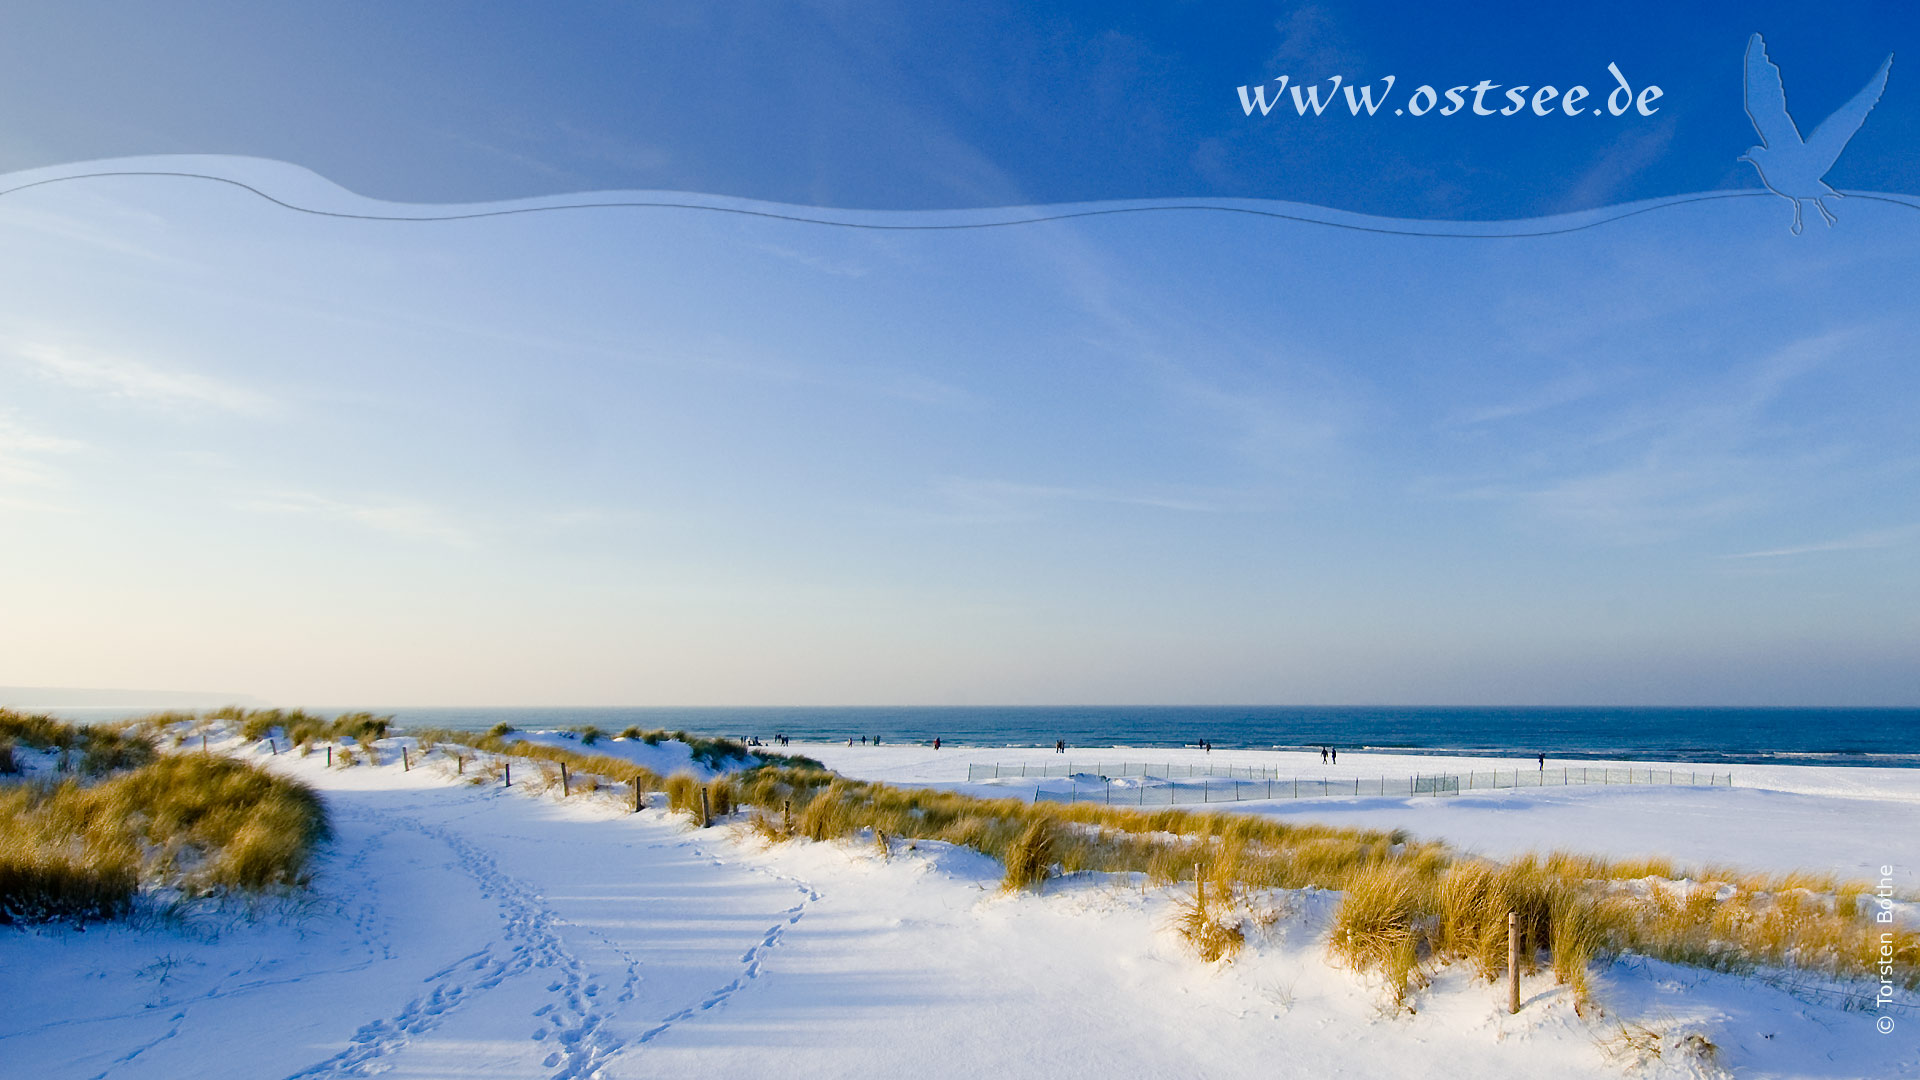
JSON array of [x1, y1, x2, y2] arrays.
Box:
[[1725, 524, 1920, 560], [0, 415, 86, 489], [749, 240, 872, 279], [244, 492, 474, 546], [12, 342, 273, 414], [1448, 371, 1599, 426], [936, 477, 1239, 517], [1426, 330, 1860, 542]]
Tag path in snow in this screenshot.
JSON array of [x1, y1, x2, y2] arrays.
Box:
[[3, 740, 1914, 1079]]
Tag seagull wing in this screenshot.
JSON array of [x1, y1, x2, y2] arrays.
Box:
[[1804, 53, 1893, 173], [1744, 33, 1802, 149]]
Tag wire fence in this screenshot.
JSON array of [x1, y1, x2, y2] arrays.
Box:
[[959, 761, 1734, 806]]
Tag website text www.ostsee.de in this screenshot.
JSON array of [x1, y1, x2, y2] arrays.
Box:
[[1238, 63, 1662, 118]]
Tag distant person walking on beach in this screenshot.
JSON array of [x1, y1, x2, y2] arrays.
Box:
[[1331, 747, 1338, 765], [1055, 739, 1066, 754], [1320, 747, 1328, 765], [933, 738, 941, 750], [1538, 753, 1545, 772]]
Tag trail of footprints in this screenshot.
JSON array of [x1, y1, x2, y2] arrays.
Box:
[[286, 800, 820, 1080], [84, 816, 402, 1080], [634, 843, 822, 1047], [286, 805, 625, 1080]]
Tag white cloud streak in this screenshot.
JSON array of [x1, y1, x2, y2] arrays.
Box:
[[244, 492, 474, 546], [0, 415, 86, 490], [1725, 524, 1920, 560], [13, 342, 273, 415]]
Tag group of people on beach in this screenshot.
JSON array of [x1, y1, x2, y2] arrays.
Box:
[[793, 734, 1548, 771], [758, 729, 1549, 769]]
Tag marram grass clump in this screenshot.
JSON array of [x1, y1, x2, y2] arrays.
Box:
[[1002, 819, 1056, 892], [199, 707, 390, 751], [681, 765, 1916, 1006], [231, 712, 1912, 1006], [1, 709, 157, 776], [1171, 863, 1252, 964], [1, 727, 330, 923]]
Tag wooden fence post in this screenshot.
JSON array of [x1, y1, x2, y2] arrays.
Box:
[[634, 775, 645, 813], [700, 788, 711, 828], [457, 754, 465, 775], [561, 762, 570, 797], [504, 762, 511, 787], [402, 747, 410, 771], [1507, 911, 1521, 1014], [325, 745, 332, 767]]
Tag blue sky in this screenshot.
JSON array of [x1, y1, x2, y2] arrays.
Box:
[[2, 2, 1915, 215], [0, 164, 1914, 705], [0, 5, 1915, 706]]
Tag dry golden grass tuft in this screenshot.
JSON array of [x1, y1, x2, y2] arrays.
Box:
[[1170, 860, 1250, 964], [706, 776, 737, 817], [661, 774, 699, 816], [1001, 819, 1056, 891], [1329, 863, 1432, 1009], [293, 725, 1915, 1007], [1, 741, 329, 923]]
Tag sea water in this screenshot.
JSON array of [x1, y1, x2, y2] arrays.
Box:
[[273, 705, 1919, 767]]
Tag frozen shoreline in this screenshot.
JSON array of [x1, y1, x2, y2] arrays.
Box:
[[790, 740, 1920, 882]]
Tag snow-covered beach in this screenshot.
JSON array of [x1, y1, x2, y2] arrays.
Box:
[[4, 731, 1914, 1080]]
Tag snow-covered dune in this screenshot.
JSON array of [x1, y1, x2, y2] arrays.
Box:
[[799, 742, 1920, 881], [2, 733, 1911, 1079]]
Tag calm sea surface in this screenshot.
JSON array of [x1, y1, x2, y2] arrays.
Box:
[[247, 705, 1920, 768]]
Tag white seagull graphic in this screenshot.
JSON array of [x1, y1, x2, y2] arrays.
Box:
[[1740, 33, 1893, 234]]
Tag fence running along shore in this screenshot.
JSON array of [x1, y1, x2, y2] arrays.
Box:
[[959, 762, 1734, 806]]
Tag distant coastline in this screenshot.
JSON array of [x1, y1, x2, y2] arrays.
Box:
[[34, 703, 1914, 768]]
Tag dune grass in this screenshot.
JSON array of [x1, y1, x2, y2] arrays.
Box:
[[696, 766, 1919, 1006], [1, 718, 330, 923], [1170, 863, 1259, 964], [1, 709, 157, 775], [195, 706, 392, 751], [1002, 819, 1056, 892], [144, 709, 1912, 1007]]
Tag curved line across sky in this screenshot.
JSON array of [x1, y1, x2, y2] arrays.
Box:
[[8, 157, 1918, 240]]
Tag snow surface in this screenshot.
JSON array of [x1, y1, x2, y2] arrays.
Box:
[[804, 742, 1920, 881], [2, 733, 1914, 1079]]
